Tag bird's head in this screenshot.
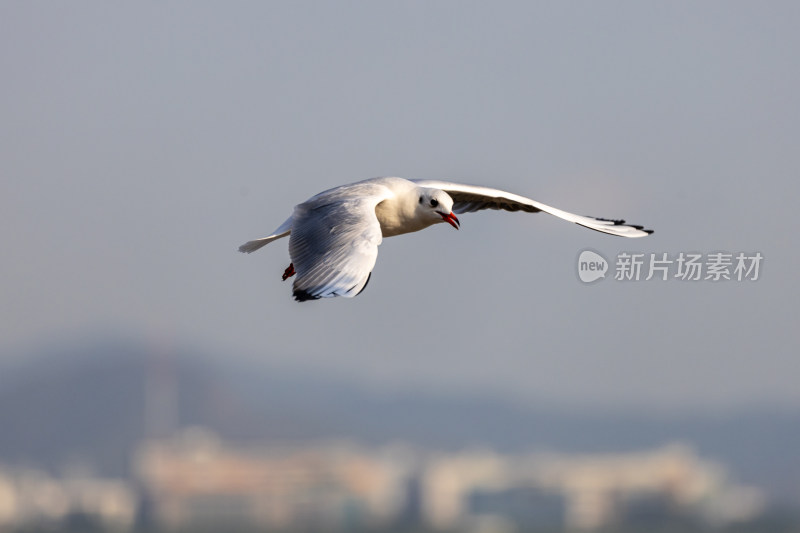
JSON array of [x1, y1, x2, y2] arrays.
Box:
[[417, 189, 460, 230]]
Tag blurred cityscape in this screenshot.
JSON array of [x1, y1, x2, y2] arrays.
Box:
[[0, 429, 769, 532], [0, 339, 797, 533]]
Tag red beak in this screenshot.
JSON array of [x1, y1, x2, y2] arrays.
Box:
[[439, 211, 460, 230]]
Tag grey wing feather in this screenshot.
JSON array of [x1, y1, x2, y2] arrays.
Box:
[[412, 179, 652, 238], [412, 180, 541, 214], [289, 197, 384, 301]]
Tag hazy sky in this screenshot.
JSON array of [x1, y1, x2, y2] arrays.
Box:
[[2, 2, 798, 414]]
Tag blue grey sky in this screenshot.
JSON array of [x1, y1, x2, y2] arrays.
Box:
[[2, 2, 798, 413]]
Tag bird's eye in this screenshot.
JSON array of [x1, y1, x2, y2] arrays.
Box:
[[419, 196, 423, 204], [430, 199, 439, 207]]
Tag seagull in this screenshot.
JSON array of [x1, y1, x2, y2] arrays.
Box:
[[239, 177, 652, 301]]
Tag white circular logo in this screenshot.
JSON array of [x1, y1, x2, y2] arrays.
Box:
[[577, 250, 608, 283]]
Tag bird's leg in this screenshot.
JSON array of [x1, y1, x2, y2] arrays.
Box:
[[282, 263, 296, 281]]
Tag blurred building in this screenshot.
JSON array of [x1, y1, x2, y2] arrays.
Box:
[[135, 427, 410, 530], [134, 429, 766, 531], [0, 429, 765, 531], [421, 443, 766, 530], [0, 465, 137, 531]]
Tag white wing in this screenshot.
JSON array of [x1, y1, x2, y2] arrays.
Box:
[[412, 180, 653, 238], [288, 188, 391, 301]]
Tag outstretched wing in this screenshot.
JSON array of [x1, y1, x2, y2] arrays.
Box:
[[412, 180, 652, 238], [289, 193, 388, 301]]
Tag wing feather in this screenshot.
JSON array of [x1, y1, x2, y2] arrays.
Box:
[[288, 193, 388, 301], [412, 179, 652, 238]]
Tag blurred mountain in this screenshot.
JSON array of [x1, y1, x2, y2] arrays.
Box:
[[0, 338, 798, 504]]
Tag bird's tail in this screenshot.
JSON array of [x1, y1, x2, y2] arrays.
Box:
[[238, 216, 292, 253]]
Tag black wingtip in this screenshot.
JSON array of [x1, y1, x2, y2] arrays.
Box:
[[355, 272, 372, 296], [293, 288, 320, 302], [590, 216, 653, 235], [619, 223, 654, 234], [594, 217, 626, 225]]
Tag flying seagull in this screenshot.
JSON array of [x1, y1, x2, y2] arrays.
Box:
[[239, 177, 652, 301]]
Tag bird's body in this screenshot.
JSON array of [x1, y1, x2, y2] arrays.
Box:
[[309, 177, 431, 238], [239, 177, 652, 301]]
